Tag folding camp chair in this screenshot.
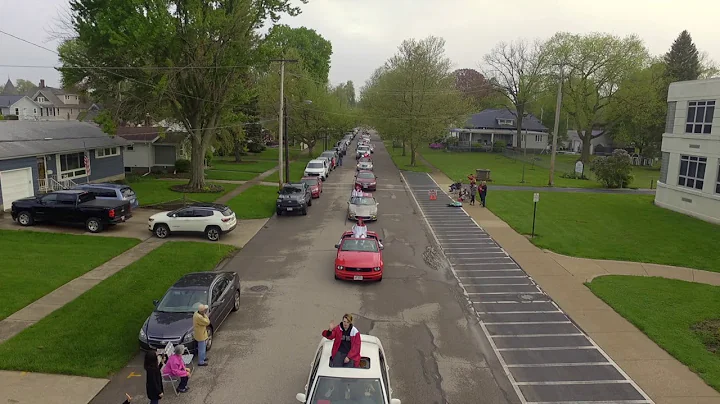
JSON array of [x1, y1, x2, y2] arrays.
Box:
[[160, 342, 194, 395]]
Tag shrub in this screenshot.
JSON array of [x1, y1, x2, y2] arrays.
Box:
[[175, 159, 191, 173], [247, 142, 266, 153], [492, 141, 507, 152], [590, 149, 634, 188], [204, 150, 214, 166]]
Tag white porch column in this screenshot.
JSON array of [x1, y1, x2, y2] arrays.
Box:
[[490, 133, 494, 144]]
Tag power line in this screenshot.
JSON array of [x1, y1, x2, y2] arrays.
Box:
[[0, 64, 264, 70]]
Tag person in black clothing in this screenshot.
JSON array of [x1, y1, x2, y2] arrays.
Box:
[[144, 351, 164, 404], [479, 181, 488, 207]]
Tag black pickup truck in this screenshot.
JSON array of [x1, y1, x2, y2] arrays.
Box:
[[276, 183, 312, 216], [11, 189, 132, 233]]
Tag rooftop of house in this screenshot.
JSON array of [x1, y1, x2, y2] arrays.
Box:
[[463, 108, 548, 132], [1, 78, 17, 95], [0, 95, 23, 107], [0, 120, 128, 161], [117, 126, 188, 144]]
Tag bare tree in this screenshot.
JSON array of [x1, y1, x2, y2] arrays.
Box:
[[482, 39, 550, 149]]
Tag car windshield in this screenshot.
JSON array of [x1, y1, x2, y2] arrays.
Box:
[[321, 152, 335, 158], [310, 377, 384, 404], [357, 173, 375, 179], [350, 197, 375, 206], [359, 158, 371, 163], [341, 239, 379, 252], [280, 187, 303, 195], [308, 162, 324, 169], [156, 288, 208, 313], [302, 178, 319, 186]]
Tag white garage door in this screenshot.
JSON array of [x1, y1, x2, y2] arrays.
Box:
[[1, 167, 35, 211]]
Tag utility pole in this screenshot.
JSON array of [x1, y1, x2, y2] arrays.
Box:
[[283, 96, 290, 184], [270, 58, 298, 189], [548, 67, 564, 187]]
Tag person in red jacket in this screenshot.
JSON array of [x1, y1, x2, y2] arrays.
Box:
[[322, 313, 361, 368]]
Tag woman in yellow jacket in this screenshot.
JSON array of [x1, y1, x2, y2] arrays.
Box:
[[193, 304, 211, 366]]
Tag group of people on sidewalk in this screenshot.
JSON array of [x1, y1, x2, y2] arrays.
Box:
[[125, 303, 213, 403], [466, 173, 488, 207]]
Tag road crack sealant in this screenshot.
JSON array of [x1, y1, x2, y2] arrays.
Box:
[[418, 323, 447, 404]]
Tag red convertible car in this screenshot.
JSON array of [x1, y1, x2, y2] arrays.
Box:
[[301, 176, 322, 198], [334, 231, 384, 282]]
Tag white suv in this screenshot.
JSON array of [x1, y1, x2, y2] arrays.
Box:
[[148, 203, 237, 241], [304, 159, 329, 181]]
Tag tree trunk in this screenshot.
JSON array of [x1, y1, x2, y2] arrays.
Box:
[[515, 105, 524, 148], [410, 140, 417, 166], [401, 138, 406, 156], [187, 134, 207, 190], [580, 129, 592, 163]]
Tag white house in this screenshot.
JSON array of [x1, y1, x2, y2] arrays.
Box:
[[117, 126, 189, 173], [564, 130, 612, 154], [0, 79, 89, 121], [655, 77, 720, 224]]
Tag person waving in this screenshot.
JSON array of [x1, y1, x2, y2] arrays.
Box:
[[322, 314, 361, 368]]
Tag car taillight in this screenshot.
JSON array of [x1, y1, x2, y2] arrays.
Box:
[[221, 217, 232, 222], [108, 209, 115, 218]]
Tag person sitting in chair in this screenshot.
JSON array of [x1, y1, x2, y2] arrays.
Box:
[[352, 218, 368, 238], [162, 345, 191, 393]]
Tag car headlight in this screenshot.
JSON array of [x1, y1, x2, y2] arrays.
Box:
[[373, 267, 381, 272], [181, 332, 194, 343], [139, 327, 148, 342], [370, 182, 376, 185], [276, 199, 282, 203], [336, 265, 344, 270]]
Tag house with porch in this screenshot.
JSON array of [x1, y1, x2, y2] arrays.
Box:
[[0, 120, 128, 211], [448, 109, 549, 150], [117, 126, 190, 173]]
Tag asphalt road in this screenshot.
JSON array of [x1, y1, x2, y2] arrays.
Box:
[[91, 133, 520, 404]]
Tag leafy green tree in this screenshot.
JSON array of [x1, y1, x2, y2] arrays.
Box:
[[58, 0, 306, 190], [607, 62, 669, 157], [546, 32, 649, 163], [361, 36, 471, 166], [16, 79, 39, 95], [665, 30, 701, 81], [261, 24, 332, 84], [482, 39, 551, 148]]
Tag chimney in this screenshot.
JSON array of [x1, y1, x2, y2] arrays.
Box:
[[39, 79, 45, 88]]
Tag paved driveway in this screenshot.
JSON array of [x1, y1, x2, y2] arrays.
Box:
[[91, 135, 519, 404], [0, 205, 267, 248]]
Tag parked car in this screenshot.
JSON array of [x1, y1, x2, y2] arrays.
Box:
[[334, 231, 384, 281], [357, 157, 373, 171], [316, 156, 334, 173], [11, 189, 132, 233], [320, 151, 338, 169], [355, 170, 378, 191], [73, 183, 140, 209], [356, 146, 371, 159], [296, 334, 401, 404], [304, 159, 330, 181], [148, 203, 237, 241], [277, 182, 312, 216], [301, 176, 323, 198], [138, 272, 241, 353], [347, 193, 379, 221]]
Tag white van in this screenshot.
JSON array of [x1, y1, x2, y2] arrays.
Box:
[[304, 159, 330, 181]]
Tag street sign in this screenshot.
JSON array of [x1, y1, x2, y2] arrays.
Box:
[[533, 192, 540, 202]]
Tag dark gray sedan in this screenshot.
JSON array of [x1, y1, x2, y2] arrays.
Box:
[[139, 271, 241, 353]]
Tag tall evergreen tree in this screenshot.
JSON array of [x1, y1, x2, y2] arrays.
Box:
[[664, 30, 701, 81]]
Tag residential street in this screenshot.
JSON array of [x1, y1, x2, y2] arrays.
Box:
[[91, 135, 519, 403]]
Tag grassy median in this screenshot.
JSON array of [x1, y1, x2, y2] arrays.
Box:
[[0, 231, 139, 321], [0, 241, 235, 378], [487, 191, 720, 272], [588, 276, 720, 392]]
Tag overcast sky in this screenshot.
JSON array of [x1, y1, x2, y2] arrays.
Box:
[[1, 0, 718, 92]]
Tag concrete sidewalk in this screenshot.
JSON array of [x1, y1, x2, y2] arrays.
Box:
[[430, 171, 720, 404]]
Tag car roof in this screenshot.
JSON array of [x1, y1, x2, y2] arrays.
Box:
[[316, 334, 384, 378], [183, 202, 230, 211], [76, 183, 128, 189], [301, 176, 320, 181], [308, 159, 325, 164], [172, 272, 221, 288], [53, 189, 86, 194]]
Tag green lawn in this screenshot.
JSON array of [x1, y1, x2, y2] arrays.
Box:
[[587, 276, 720, 392], [205, 170, 258, 181], [487, 191, 720, 272], [0, 231, 139, 321], [241, 146, 303, 161], [211, 160, 279, 173], [0, 242, 235, 378], [264, 155, 317, 183], [126, 178, 238, 206], [384, 142, 432, 172], [226, 185, 279, 219], [420, 146, 659, 189]]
